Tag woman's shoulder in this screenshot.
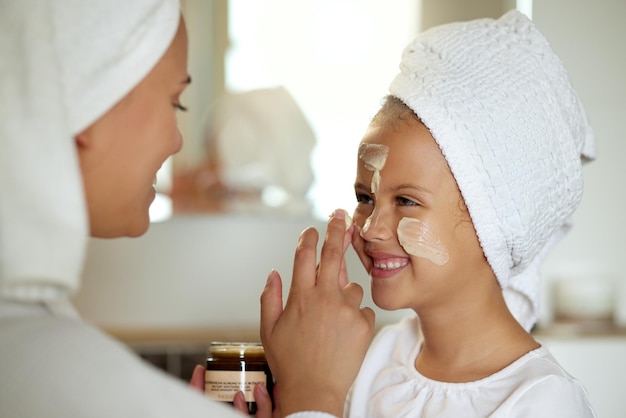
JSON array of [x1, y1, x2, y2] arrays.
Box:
[[0, 301, 240, 418]]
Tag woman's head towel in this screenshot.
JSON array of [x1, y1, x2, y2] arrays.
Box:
[[389, 10, 596, 330], [0, 0, 180, 302]]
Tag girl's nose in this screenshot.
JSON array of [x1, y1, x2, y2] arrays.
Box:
[[359, 207, 394, 242]]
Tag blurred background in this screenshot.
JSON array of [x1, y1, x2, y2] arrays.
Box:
[[72, 1, 625, 416]]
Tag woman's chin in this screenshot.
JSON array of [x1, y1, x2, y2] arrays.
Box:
[[126, 215, 151, 237]]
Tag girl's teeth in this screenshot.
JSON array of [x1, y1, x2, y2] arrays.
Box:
[[374, 260, 406, 270]]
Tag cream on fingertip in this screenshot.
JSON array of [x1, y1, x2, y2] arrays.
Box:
[[343, 209, 353, 229], [331, 208, 353, 229]]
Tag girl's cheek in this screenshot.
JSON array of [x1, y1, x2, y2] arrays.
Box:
[[360, 216, 372, 237], [352, 209, 371, 238], [350, 217, 365, 244], [350, 214, 362, 239], [353, 204, 373, 223], [397, 217, 449, 266]]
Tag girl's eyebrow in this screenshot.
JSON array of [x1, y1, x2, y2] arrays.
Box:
[[393, 183, 434, 197], [354, 182, 370, 191], [356, 181, 432, 195]]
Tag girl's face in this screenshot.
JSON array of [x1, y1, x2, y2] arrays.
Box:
[[352, 117, 492, 312], [76, 17, 190, 238]]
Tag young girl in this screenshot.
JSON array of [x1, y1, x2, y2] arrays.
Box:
[[346, 10, 596, 417]]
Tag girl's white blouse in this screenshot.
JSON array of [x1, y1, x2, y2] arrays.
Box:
[[346, 315, 596, 418]]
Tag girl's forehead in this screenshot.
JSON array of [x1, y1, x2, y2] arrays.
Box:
[[360, 124, 443, 165], [357, 125, 454, 186]]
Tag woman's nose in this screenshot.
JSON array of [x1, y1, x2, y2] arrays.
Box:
[[172, 128, 184, 155]]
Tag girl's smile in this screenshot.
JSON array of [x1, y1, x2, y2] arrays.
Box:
[[365, 250, 411, 279]]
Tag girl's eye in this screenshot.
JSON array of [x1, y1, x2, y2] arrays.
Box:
[[397, 196, 418, 207], [173, 103, 188, 112], [356, 193, 374, 205]]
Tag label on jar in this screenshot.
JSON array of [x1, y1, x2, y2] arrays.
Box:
[[204, 370, 267, 402]]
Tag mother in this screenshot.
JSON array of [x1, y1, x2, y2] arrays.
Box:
[[0, 1, 373, 417]]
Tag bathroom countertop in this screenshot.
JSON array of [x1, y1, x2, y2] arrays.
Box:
[[532, 321, 626, 339], [103, 326, 262, 351], [104, 321, 626, 352]]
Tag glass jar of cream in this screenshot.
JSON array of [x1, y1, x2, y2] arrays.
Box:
[[204, 342, 273, 415]]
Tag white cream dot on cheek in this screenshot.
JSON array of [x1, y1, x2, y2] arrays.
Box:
[[397, 217, 449, 266], [358, 143, 389, 195]]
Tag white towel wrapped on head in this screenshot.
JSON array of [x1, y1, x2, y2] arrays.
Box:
[[389, 10, 596, 330], [0, 0, 180, 302]]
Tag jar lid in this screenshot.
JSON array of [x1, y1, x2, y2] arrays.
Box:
[[208, 342, 265, 359]]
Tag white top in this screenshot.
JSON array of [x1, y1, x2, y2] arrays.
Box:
[[0, 299, 336, 418], [345, 316, 596, 418]]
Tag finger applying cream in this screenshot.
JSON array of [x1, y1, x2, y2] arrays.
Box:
[[397, 217, 449, 265], [341, 209, 353, 229], [332, 209, 353, 230]]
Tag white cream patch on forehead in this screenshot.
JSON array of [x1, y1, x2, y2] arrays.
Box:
[[397, 217, 449, 266], [358, 143, 389, 195]]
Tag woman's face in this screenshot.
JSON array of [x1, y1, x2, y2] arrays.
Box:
[[352, 117, 493, 312], [76, 17, 190, 238]]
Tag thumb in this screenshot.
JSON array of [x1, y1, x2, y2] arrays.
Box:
[[188, 364, 205, 393], [260, 269, 283, 341]]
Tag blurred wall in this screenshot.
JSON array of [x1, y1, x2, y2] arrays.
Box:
[[73, 216, 411, 330], [533, 0, 626, 326], [417, 0, 626, 327], [421, 0, 512, 28]]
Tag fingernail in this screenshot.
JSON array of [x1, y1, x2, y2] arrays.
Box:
[[333, 208, 345, 219], [331, 208, 353, 229], [234, 391, 245, 408], [266, 269, 276, 285], [257, 382, 268, 395]]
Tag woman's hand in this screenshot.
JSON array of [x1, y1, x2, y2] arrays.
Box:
[[260, 209, 375, 417], [191, 365, 278, 417], [233, 382, 281, 417], [337, 209, 353, 289], [189, 364, 205, 393]]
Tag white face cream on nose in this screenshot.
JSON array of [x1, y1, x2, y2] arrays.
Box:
[[358, 143, 389, 196], [397, 217, 449, 265]]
